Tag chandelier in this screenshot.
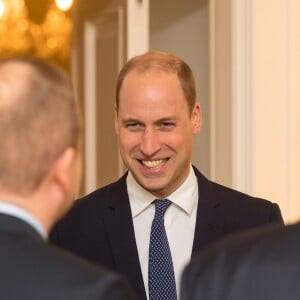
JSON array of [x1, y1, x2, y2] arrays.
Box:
[[0, 0, 74, 70]]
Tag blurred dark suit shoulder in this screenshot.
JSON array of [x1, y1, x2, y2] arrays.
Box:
[[0, 213, 133, 300], [181, 222, 300, 300]]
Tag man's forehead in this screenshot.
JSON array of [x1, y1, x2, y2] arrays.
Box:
[[121, 69, 180, 91]]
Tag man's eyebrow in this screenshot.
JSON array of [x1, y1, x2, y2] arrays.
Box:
[[120, 116, 178, 125], [155, 116, 178, 123], [121, 118, 143, 124]]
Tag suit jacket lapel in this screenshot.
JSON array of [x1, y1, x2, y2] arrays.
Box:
[[102, 174, 147, 300], [192, 167, 225, 254]]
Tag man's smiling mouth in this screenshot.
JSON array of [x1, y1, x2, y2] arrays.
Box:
[[141, 159, 168, 169]]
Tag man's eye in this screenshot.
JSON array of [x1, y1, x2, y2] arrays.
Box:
[[157, 122, 176, 131], [126, 123, 137, 128], [161, 122, 175, 128], [125, 123, 142, 130]]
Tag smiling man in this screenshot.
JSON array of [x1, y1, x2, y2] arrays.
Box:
[[50, 50, 284, 300], [115, 65, 201, 199]]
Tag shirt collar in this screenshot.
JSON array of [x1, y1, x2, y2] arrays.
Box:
[[0, 201, 48, 240], [127, 165, 198, 217], [127, 173, 155, 218], [168, 166, 198, 216]]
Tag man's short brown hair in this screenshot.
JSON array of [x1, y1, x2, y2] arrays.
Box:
[[116, 50, 197, 115]]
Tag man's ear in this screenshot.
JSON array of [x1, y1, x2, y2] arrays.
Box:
[[114, 104, 119, 134], [192, 102, 202, 134], [49, 147, 76, 198]]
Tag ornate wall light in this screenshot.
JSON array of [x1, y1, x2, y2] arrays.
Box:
[[0, 0, 74, 70]]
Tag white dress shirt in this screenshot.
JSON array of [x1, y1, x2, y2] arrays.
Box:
[[127, 165, 198, 298], [0, 201, 48, 240]]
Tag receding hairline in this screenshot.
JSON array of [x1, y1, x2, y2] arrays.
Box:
[[116, 50, 197, 114], [122, 51, 183, 74]]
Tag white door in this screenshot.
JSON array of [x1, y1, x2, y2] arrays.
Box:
[[72, 0, 149, 194]]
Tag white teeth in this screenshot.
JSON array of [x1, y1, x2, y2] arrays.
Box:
[[142, 159, 165, 169]]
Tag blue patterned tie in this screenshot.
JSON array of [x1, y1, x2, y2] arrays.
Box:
[[148, 199, 177, 300]]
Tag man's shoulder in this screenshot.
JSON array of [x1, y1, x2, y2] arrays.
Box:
[[201, 222, 300, 264], [0, 229, 129, 299], [193, 166, 277, 207], [46, 241, 118, 277], [50, 173, 129, 237], [183, 223, 300, 300], [74, 173, 128, 208], [236, 222, 300, 254], [23, 240, 132, 299], [186, 224, 285, 277], [193, 166, 283, 226]]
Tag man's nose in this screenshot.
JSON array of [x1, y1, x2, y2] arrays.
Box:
[[140, 128, 161, 156]]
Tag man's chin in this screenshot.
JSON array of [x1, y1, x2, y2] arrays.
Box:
[[140, 182, 169, 198]]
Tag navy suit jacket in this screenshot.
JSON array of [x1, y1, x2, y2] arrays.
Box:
[[0, 213, 133, 300], [181, 222, 300, 300], [50, 167, 283, 300]]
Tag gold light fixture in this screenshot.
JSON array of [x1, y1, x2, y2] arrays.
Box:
[[0, 0, 74, 70], [55, 0, 73, 12]]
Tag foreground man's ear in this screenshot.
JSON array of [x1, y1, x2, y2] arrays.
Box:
[[46, 147, 77, 202]]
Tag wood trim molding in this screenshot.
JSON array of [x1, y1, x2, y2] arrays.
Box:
[[209, 0, 232, 187], [84, 21, 97, 193], [231, 0, 253, 193]]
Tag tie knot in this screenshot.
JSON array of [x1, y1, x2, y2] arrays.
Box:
[[154, 199, 172, 218]]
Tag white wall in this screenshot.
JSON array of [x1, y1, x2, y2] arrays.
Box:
[[230, 0, 300, 223]]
